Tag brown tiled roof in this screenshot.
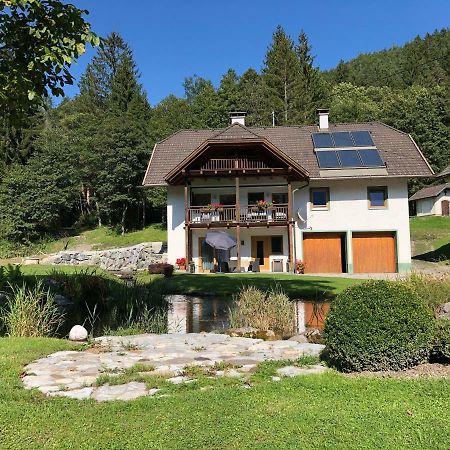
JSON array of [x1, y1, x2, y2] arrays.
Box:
[[409, 183, 450, 201], [143, 122, 434, 186], [438, 164, 450, 178]]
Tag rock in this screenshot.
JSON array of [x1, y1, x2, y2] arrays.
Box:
[[276, 364, 327, 377], [54, 294, 73, 307], [304, 328, 324, 344], [226, 327, 259, 338], [288, 334, 309, 344], [272, 376, 281, 382], [69, 325, 88, 341], [436, 302, 450, 320]]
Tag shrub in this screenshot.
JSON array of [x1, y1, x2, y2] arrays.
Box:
[[148, 263, 174, 277], [432, 319, 450, 361], [1, 281, 63, 337], [324, 280, 434, 372], [229, 285, 295, 338]]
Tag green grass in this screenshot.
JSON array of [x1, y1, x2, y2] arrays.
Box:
[[4, 265, 361, 301], [0, 224, 167, 260], [2, 337, 450, 449], [139, 272, 364, 300], [410, 216, 450, 261]]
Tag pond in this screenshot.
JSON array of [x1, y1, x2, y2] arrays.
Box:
[[165, 295, 331, 334]]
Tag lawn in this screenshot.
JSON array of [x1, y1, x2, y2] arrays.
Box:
[[1, 337, 450, 449], [138, 272, 364, 299], [8, 265, 362, 300], [410, 216, 450, 261]]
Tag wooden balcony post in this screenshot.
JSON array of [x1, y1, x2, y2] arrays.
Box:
[[184, 180, 190, 264], [287, 179, 294, 272], [235, 175, 241, 272]]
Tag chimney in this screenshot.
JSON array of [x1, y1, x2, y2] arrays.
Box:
[[229, 111, 247, 126], [317, 108, 329, 130]]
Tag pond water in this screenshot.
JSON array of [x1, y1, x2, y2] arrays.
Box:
[[165, 295, 331, 334], [166, 295, 233, 333]]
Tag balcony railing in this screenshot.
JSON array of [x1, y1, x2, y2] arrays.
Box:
[[200, 159, 268, 171], [188, 204, 289, 224]]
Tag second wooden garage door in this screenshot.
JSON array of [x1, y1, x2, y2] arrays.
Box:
[[303, 233, 343, 273], [352, 232, 396, 273]]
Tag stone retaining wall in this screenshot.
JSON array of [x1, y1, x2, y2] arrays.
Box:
[[41, 242, 167, 271]]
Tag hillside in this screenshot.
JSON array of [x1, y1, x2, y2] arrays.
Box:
[[325, 28, 450, 91]]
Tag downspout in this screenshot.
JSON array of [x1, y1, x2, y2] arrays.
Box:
[[292, 180, 310, 273]]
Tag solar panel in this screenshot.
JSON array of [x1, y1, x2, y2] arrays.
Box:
[[359, 149, 384, 166], [351, 131, 374, 147], [338, 150, 363, 167], [312, 133, 333, 148], [316, 151, 340, 168], [332, 132, 354, 148]]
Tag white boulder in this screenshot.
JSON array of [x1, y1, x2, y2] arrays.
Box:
[[69, 325, 88, 341]]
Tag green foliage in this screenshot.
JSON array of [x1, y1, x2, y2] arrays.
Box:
[[0, 281, 63, 337], [400, 273, 450, 313], [324, 280, 434, 372], [229, 285, 295, 337], [0, 264, 24, 290], [0, 0, 99, 126]]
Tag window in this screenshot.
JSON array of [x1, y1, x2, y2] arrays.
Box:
[[219, 194, 236, 206], [271, 236, 283, 254], [248, 192, 265, 205], [272, 193, 288, 204], [368, 186, 388, 209], [191, 192, 211, 206], [310, 188, 330, 210]]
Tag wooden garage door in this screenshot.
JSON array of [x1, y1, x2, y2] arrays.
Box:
[[352, 232, 396, 273], [303, 233, 343, 273]]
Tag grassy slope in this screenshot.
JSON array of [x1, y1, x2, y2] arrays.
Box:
[[0, 225, 167, 260], [44, 224, 167, 253], [410, 216, 450, 260], [1, 337, 450, 449]]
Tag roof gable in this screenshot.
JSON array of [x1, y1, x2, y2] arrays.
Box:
[[209, 123, 261, 141]]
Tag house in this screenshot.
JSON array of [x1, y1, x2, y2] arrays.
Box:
[[409, 184, 450, 216], [143, 110, 433, 274]]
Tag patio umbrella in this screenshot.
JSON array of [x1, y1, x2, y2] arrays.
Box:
[[205, 231, 237, 251]]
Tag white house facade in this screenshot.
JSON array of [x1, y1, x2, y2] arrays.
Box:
[[144, 111, 434, 274]]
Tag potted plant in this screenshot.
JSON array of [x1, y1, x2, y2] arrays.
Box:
[[254, 200, 273, 211], [201, 203, 224, 212], [176, 258, 186, 271], [296, 259, 305, 274]]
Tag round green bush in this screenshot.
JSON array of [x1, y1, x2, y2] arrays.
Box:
[[324, 280, 434, 372]]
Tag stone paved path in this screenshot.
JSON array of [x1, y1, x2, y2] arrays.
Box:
[[22, 333, 325, 402]]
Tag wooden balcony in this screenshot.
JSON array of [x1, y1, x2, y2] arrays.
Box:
[[188, 204, 289, 226], [200, 158, 268, 171]]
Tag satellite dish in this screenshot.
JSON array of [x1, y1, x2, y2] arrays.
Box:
[[297, 208, 306, 222]]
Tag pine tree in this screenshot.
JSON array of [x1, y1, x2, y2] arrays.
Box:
[[262, 26, 299, 125]]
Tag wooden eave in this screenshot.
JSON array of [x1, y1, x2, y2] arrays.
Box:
[[164, 138, 309, 185]]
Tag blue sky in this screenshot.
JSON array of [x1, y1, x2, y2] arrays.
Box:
[[64, 0, 450, 105]]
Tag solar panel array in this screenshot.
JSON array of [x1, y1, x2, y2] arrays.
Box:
[[312, 131, 385, 169], [312, 131, 375, 148]]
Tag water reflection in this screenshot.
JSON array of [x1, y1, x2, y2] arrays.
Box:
[[166, 295, 233, 334], [165, 295, 331, 334]]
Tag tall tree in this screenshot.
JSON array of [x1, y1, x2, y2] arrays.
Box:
[[262, 26, 299, 125]]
